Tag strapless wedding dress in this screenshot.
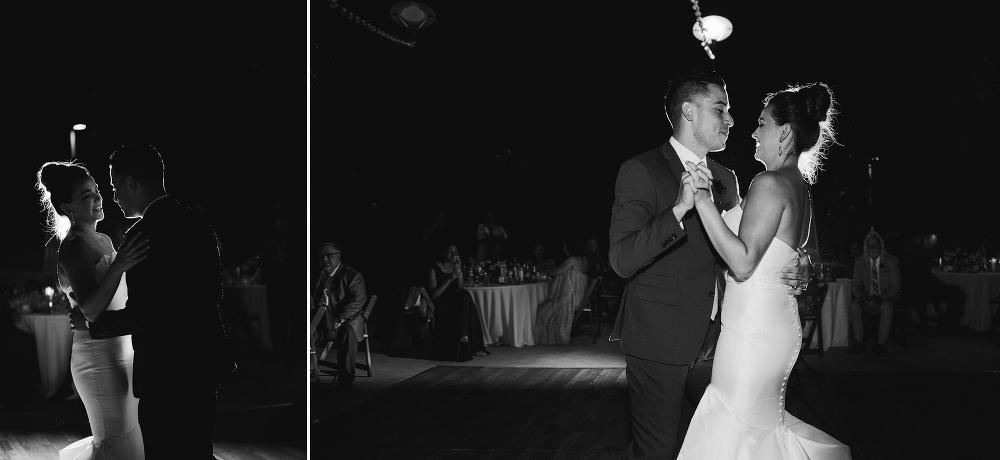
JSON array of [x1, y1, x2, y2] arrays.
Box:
[[60, 252, 144, 460], [677, 206, 851, 459]]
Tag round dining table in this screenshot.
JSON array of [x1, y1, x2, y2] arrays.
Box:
[[13, 311, 73, 398], [815, 278, 852, 350], [464, 281, 549, 348], [932, 271, 1000, 331]]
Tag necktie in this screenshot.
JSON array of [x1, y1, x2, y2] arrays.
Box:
[[870, 259, 880, 297]]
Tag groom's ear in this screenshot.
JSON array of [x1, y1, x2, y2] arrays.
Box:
[[681, 102, 694, 122], [125, 176, 138, 192]]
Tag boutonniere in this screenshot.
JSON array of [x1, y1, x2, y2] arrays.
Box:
[[712, 179, 727, 195]]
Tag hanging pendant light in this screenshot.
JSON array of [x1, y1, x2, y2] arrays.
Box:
[[692, 15, 732, 43]]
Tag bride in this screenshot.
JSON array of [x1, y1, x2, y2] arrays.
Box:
[[678, 82, 851, 459], [36, 161, 149, 460]]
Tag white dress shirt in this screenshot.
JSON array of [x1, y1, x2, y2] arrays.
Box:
[[669, 137, 720, 320]]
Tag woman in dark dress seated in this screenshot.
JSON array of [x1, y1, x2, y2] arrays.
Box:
[[426, 243, 488, 361]]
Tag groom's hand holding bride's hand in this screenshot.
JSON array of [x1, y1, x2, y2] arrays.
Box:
[[685, 162, 714, 206]]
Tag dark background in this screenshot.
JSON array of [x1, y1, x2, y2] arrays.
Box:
[[313, 0, 999, 320], [4, 1, 306, 294], [3, 1, 307, 372]]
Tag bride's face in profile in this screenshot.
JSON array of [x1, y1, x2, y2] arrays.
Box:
[[62, 175, 105, 226], [752, 105, 781, 167]]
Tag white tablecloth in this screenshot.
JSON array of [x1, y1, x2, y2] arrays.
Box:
[[13, 312, 73, 398], [807, 278, 851, 350], [932, 272, 1000, 332], [465, 282, 549, 348]]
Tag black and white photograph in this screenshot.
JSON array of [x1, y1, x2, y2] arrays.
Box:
[[3, 0, 999, 459], [3, 1, 306, 459], [313, 1, 998, 459]]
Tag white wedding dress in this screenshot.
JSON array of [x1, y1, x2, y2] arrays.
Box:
[[60, 252, 145, 460], [677, 206, 851, 459]]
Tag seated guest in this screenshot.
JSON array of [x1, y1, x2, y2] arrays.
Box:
[[527, 242, 556, 276], [534, 237, 589, 345], [427, 243, 488, 361], [978, 233, 1000, 260], [584, 236, 608, 280], [312, 242, 366, 390], [847, 230, 900, 357]]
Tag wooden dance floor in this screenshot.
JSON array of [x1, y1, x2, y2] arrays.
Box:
[[312, 365, 1000, 459], [0, 357, 305, 460]]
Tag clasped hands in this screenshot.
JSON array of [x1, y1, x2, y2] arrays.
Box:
[[681, 161, 714, 207]]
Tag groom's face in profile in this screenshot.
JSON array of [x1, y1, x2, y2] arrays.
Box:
[[690, 83, 733, 153], [110, 167, 140, 218]]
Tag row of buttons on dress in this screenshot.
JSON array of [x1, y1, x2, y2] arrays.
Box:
[[779, 295, 801, 431]]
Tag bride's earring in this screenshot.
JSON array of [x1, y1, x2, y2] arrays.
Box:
[[777, 143, 782, 157]]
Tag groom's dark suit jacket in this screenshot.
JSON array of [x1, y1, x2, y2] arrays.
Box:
[[90, 197, 235, 399], [609, 141, 739, 365]]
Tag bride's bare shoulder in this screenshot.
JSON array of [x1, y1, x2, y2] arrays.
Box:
[[57, 236, 91, 269]]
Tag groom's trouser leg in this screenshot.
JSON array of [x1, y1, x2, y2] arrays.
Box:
[[139, 381, 219, 460], [625, 354, 688, 460], [685, 318, 720, 406]]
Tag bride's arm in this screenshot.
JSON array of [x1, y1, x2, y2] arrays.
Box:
[[60, 233, 148, 322], [693, 172, 785, 281]]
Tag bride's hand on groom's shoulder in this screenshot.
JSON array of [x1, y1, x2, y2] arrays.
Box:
[[112, 231, 151, 273]]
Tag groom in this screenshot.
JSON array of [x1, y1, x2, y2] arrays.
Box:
[[83, 143, 235, 459], [609, 68, 810, 459]]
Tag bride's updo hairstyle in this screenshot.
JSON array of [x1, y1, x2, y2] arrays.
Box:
[[762, 82, 838, 184], [36, 161, 92, 241]]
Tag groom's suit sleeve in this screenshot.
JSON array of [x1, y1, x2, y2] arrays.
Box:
[[87, 220, 163, 338], [89, 203, 221, 340], [609, 155, 686, 279]]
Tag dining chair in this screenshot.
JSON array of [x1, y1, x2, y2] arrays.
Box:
[[320, 294, 378, 378], [309, 305, 327, 383], [597, 279, 624, 337], [400, 286, 435, 356], [578, 277, 603, 343], [798, 282, 829, 359], [860, 296, 908, 351], [793, 282, 829, 391], [417, 287, 436, 357], [317, 294, 378, 379]]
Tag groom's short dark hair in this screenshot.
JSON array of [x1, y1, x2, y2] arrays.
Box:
[[110, 143, 165, 186], [663, 67, 727, 130]]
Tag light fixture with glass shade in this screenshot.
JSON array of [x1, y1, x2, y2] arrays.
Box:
[[692, 15, 732, 44], [390, 2, 436, 29]]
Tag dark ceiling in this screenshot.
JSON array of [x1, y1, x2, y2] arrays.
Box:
[[314, 0, 999, 280], [5, 1, 306, 276]]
